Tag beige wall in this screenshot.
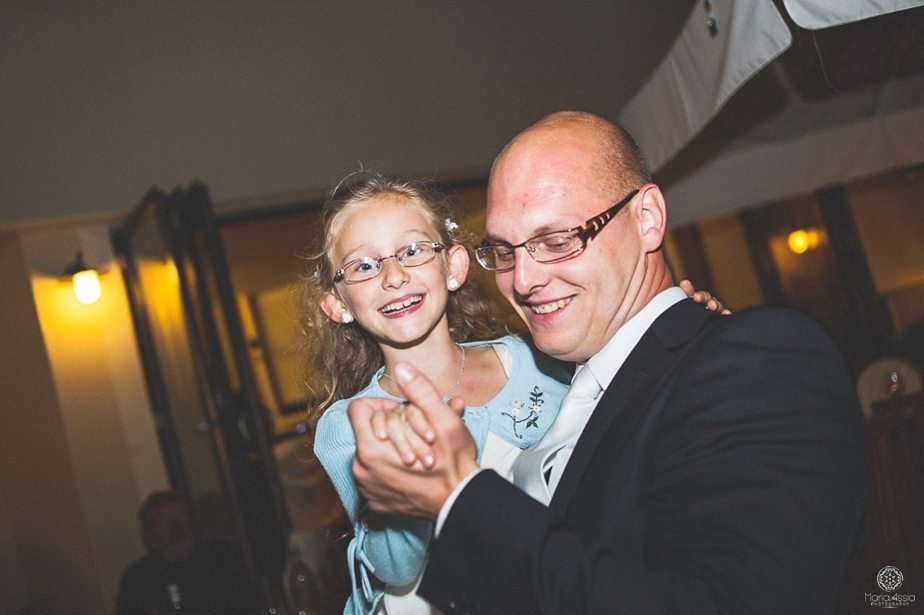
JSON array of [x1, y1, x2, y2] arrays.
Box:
[[849, 168, 924, 293], [0, 225, 167, 614], [697, 215, 765, 310], [0, 487, 27, 610], [849, 168, 924, 337], [0, 230, 103, 613], [0, 233, 31, 613]]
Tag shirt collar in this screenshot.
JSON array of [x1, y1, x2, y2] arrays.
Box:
[[584, 286, 687, 391]]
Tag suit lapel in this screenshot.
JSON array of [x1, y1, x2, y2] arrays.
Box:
[[550, 299, 717, 510]]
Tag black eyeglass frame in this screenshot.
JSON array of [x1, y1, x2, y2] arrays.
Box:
[[475, 189, 640, 271], [333, 241, 445, 283]]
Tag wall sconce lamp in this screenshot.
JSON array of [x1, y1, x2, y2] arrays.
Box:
[[62, 250, 102, 305], [787, 228, 821, 255]]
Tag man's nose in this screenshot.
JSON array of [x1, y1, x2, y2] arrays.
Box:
[[512, 247, 546, 296]]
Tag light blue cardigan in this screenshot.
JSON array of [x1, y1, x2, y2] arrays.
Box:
[[313, 335, 569, 614]]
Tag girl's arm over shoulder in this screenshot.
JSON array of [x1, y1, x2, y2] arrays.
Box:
[[680, 279, 731, 314]]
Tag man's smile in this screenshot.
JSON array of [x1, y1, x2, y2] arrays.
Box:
[[528, 297, 573, 315]]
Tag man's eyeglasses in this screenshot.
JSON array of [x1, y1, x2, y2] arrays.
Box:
[[333, 241, 445, 283], [475, 189, 639, 272]]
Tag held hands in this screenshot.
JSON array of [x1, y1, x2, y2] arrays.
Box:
[[370, 397, 463, 469], [680, 279, 731, 314], [349, 362, 479, 518]]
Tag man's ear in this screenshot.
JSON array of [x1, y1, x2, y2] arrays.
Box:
[[636, 184, 667, 253], [445, 244, 471, 289], [320, 291, 353, 324]]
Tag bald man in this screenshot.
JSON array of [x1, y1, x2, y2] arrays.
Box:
[[349, 112, 866, 614]]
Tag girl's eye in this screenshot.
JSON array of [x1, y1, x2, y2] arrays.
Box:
[[402, 244, 423, 258], [352, 257, 377, 272]]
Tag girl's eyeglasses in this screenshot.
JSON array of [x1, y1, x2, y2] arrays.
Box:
[[333, 242, 445, 283]]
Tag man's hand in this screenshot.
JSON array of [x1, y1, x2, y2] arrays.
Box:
[[349, 362, 480, 518]]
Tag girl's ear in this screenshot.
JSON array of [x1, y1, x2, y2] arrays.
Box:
[[320, 291, 353, 324], [445, 244, 471, 289]]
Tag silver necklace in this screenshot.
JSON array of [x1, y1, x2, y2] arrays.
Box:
[[380, 344, 466, 404]]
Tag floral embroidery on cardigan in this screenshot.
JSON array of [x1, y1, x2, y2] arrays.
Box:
[[501, 386, 546, 446]]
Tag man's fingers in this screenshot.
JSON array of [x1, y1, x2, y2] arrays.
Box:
[[447, 395, 466, 417], [348, 397, 384, 442], [393, 362, 448, 416]]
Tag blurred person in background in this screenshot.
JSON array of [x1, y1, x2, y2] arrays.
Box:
[[115, 489, 262, 615]]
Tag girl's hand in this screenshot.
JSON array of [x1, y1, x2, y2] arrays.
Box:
[[680, 279, 731, 314], [375, 400, 439, 468]]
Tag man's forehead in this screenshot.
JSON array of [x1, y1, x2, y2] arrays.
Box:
[[485, 193, 591, 242], [487, 155, 608, 211], [486, 174, 604, 214]]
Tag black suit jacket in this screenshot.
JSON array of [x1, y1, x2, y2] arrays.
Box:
[[420, 300, 867, 614]]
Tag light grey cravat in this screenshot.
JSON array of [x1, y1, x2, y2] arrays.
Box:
[[512, 365, 603, 504]]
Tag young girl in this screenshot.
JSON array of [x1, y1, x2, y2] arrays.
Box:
[[302, 171, 724, 614], [302, 171, 571, 614]]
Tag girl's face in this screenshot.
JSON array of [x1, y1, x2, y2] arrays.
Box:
[[322, 195, 468, 349]]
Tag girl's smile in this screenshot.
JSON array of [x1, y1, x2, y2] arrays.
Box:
[[380, 294, 424, 317]]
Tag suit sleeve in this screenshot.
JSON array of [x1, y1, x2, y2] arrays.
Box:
[[420, 308, 867, 614]]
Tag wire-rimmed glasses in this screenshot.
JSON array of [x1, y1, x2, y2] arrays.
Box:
[[475, 189, 639, 271], [333, 241, 445, 283]]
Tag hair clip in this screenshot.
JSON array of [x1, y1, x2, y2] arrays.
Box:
[[445, 218, 459, 233]]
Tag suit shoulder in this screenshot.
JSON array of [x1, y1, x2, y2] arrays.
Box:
[[731, 304, 818, 324], [713, 305, 835, 346], [686, 306, 855, 394]]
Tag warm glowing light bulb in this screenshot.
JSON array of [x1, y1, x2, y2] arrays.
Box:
[[788, 228, 822, 254], [73, 268, 102, 305], [806, 229, 821, 249], [788, 230, 810, 254]]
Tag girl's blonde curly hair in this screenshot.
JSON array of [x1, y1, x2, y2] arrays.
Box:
[[298, 170, 507, 421]]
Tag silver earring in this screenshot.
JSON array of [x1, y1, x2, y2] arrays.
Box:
[[342, 312, 354, 324], [447, 278, 459, 291]]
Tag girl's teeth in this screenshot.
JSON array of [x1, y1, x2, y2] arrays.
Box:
[[383, 297, 421, 313]]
